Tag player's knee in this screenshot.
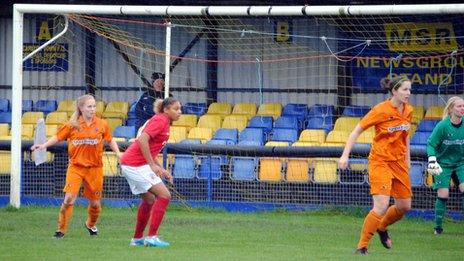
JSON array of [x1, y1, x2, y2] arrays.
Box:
[[161, 191, 171, 200], [397, 204, 411, 214], [63, 194, 77, 205], [89, 200, 101, 208]]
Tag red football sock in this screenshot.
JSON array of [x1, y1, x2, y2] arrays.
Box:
[[133, 201, 154, 239], [148, 197, 170, 237]]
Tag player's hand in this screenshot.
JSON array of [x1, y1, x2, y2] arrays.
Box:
[[30, 144, 45, 151], [149, 163, 163, 177], [427, 156, 442, 176], [163, 171, 174, 184], [338, 156, 349, 170]]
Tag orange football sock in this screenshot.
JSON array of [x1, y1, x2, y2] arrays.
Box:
[[357, 210, 383, 249], [378, 205, 404, 231], [58, 203, 74, 233], [86, 205, 101, 228]]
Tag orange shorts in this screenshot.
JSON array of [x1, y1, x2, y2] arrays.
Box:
[[63, 165, 103, 201], [368, 160, 412, 199]]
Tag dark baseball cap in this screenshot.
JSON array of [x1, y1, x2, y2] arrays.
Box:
[[151, 72, 165, 81]]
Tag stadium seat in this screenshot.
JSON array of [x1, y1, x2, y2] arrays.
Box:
[[169, 126, 188, 143], [333, 117, 361, 132], [292, 141, 321, 147], [232, 102, 257, 119], [22, 100, 33, 113], [206, 102, 232, 119], [424, 106, 444, 120], [113, 125, 136, 140], [416, 120, 439, 132], [186, 127, 213, 143], [282, 103, 308, 123], [45, 124, 59, 138], [197, 155, 223, 180], [274, 116, 299, 130], [105, 118, 123, 133], [95, 100, 105, 117], [183, 102, 207, 117], [180, 139, 202, 145], [30, 150, 54, 163], [265, 141, 289, 147], [197, 115, 222, 132], [34, 99, 57, 114], [307, 104, 334, 117], [412, 105, 425, 125], [248, 116, 273, 136], [230, 156, 257, 180], [325, 130, 350, 146], [222, 115, 248, 131], [306, 116, 333, 133], [298, 129, 325, 144], [342, 105, 370, 117], [410, 161, 425, 187], [45, 111, 68, 126], [172, 114, 197, 130], [312, 159, 338, 184], [103, 101, 129, 119], [339, 158, 367, 184], [239, 128, 265, 146], [103, 152, 119, 176], [127, 102, 137, 118], [410, 131, 430, 146], [237, 140, 262, 146], [0, 98, 9, 112], [0, 124, 9, 136], [271, 128, 298, 144], [0, 112, 12, 125], [257, 103, 282, 120], [22, 111, 44, 125], [56, 100, 76, 117], [22, 124, 34, 140], [286, 159, 310, 182], [0, 151, 11, 174], [259, 158, 283, 182], [212, 128, 238, 145], [172, 155, 196, 179]]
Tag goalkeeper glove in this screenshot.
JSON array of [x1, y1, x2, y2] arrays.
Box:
[[427, 156, 442, 176]]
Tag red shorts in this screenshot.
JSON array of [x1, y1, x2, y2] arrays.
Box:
[[63, 165, 103, 201], [368, 160, 412, 199]]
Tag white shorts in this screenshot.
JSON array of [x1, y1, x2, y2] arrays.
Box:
[[121, 164, 163, 195]]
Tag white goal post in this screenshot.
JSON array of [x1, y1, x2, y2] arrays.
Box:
[[10, 3, 464, 208]]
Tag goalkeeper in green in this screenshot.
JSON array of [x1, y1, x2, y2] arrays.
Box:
[[426, 96, 464, 235]]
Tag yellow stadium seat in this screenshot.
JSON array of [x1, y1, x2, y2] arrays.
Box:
[[292, 141, 321, 147], [169, 126, 188, 143], [45, 111, 68, 126], [0, 124, 9, 136], [232, 102, 257, 119], [103, 152, 119, 176], [105, 118, 123, 133], [265, 141, 289, 147], [45, 124, 59, 138], [424, 106, 444, 120], [22, 112, 44, 125], [172, 114, 197, 130], [411, 105, 425, 125], [298, 129, 325, 144], [259, 158, 283, 182], [409, 124, 417, 137], [206, 102, 232, 119], [103, 101, 129, 119], [257, 103, 282, 120], [22, 124, 34, 140], [187, 127, 213, 143], [95, 100, 105, 117], [56, 99, 76, 116], [333, 117, 361, 132], [0, 136, 11, 141], [286, 159, 310, 182], [197, 115, 222, 132], [222, 115, 248, 131], [325, 130, 350, 145], [0, 151, 11, 174], [312, 159, 338, 184]]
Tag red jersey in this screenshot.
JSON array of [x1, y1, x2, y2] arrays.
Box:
[[121, 113, 170, 166]]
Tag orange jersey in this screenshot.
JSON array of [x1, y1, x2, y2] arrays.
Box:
[[359, 100, 412, 162], [56, 116, 112, 167]]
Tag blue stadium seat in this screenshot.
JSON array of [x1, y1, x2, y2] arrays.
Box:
[[306, 116, 333, 133], [274, 116, 300, 130], [183, 102, 207, 117], [230, 156, 257, 180], [271, 128, 298, 144], [339, 158, 367, 184], [239, 128, 265, 146], [282, 103, 308, 123], [125, 117, 138, 126], [248, 116, 273, 136], [128, 102, 137, 118], [0, 99, 9, 112], [410, 161, 425, 187], [197, 156, 223, 180], [22, 100, 33, 113], [180, 139, 202, 145], [113, 125, 136, 140], [172, 155, 196, 179], [34, 99, 57, 114], [237, 140, 262, 146], [342, 105, 370, 117], [0, 112, 12, 125], [212, 128, 238, 145], [411, 131, 430, 146], [307, 104, 334, 117], [416, 120, 439, 132]]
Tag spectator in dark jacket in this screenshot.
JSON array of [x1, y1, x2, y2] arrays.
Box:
[[134, 72, 166, 130]]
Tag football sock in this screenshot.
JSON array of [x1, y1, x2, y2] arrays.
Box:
[[58, 203, 74, 233], [378, 205, 404, 231], [357, 210, 383, 249], [148, 197, 170, 237], [86, 205, 101, 228], [133, 201, 154, 239], [434, 197, 447, 229]]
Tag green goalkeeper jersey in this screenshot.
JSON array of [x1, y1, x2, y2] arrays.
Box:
[[427, 116, 464, 168]]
